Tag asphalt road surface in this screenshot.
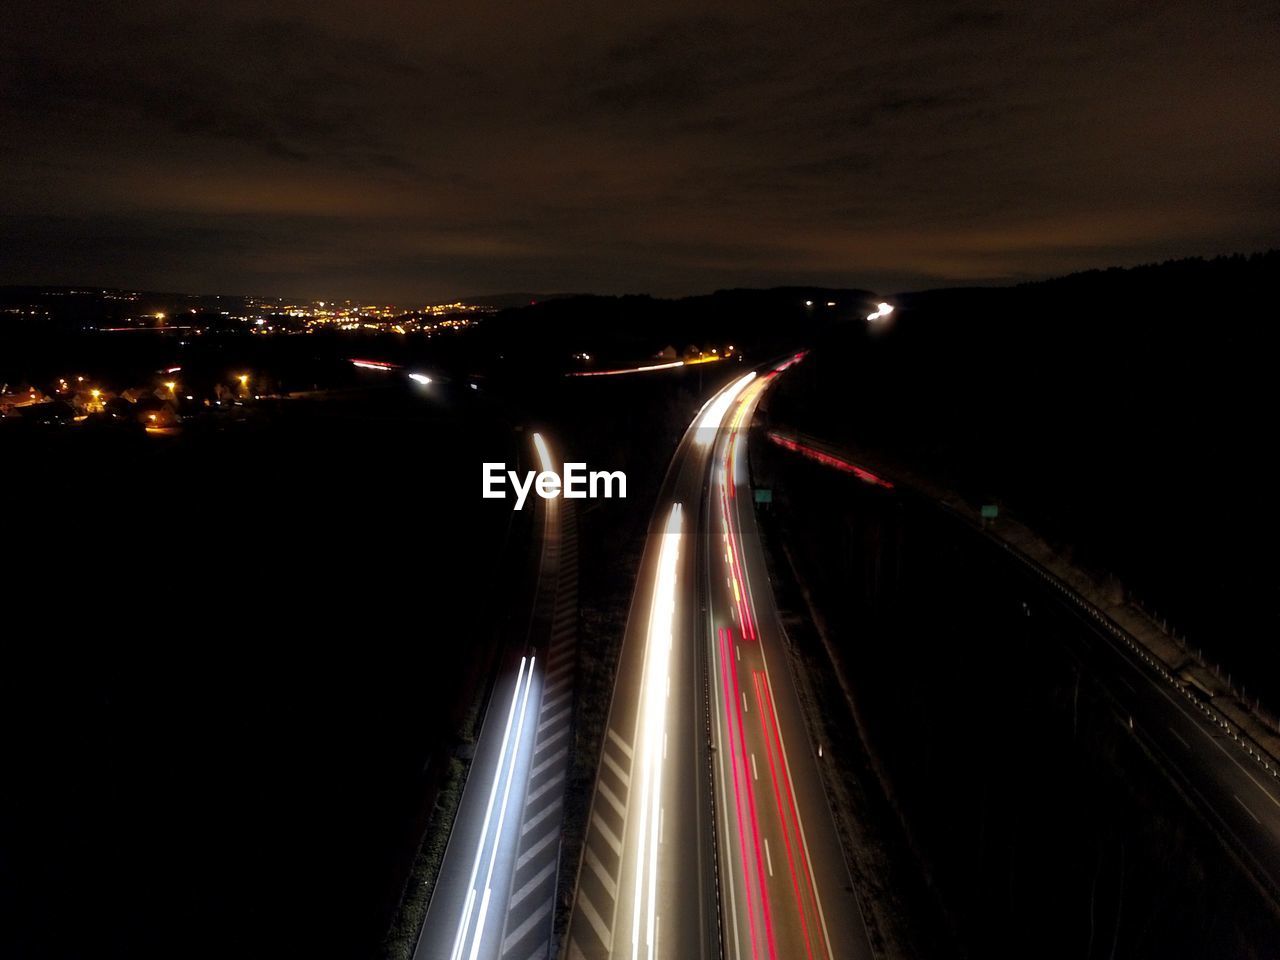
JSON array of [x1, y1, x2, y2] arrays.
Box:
[[1034, 560, 1280, 906], [565, 361, 874, 960], [416, 433, 572, 960], [705, 371, 872, 960]]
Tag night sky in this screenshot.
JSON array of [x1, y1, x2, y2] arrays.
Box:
[[3, 0, 1277, 301]]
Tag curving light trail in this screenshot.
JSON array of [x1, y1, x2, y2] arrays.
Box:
[[711, 364, 835, 960], [630, 503, 684, 960]]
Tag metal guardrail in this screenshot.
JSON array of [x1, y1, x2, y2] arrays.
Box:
[[944, 498, 1280, 785]]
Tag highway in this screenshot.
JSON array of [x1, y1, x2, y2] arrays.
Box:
[[771, 428, 1280, 918], [1037, 560, 1280, 906], [565, 361, 873, 960], [705, 369, 872, 960], [416, 433, 576, 960]]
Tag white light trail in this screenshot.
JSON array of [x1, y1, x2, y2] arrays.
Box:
[[631, 503, 684, 960], [866, 302, 894, 323], [409, 373, 432, 385], [449, 657, 535, 960], [566, 360, 685, 377], [695, 372, 757, 446], [467, 657, 536, 960], [532, 432, 553, 473]]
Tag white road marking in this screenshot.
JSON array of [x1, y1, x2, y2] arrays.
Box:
[[1234, 793, 1262, 824], [607, 727, 634, 760], [577, 890, 612, 951], [1141, 667, 1280, 810], [508, 861, 556, 911], [598, 778, 626, 819], [500, 893, 553, 953], [584, 844, 617, 899], [521, 796, 562, 836], [592, 812, 623, 857], [602, 750, 630, 788], [764, 837, 774, 877]]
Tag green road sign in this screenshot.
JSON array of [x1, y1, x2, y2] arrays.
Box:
[[754, 488, 773, 504], [981, 504, 999, 519]]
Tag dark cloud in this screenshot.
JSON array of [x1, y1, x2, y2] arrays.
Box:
[[1, 0, 1276, 300]]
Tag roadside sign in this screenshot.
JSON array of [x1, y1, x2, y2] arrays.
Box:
[[981, 504, 999, 519], [754, 488, 773, 504]]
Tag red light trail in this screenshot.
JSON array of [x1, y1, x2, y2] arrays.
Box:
[[765, 432, 894, 489]]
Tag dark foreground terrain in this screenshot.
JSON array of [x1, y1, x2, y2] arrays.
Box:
[[0, 387, 520, 960]]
